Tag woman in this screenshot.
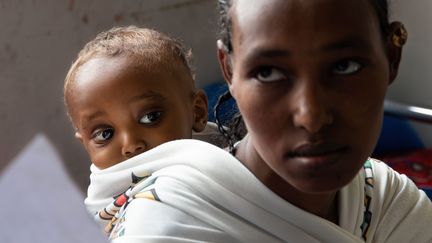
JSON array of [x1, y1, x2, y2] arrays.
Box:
[[87, 0, 432, 242]]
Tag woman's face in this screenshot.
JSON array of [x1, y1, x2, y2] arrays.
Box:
[[222, 0, 398, 193]]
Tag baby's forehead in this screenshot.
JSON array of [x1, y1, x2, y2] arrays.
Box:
[[127, 53, 196, 90], [66, 54, 194, 109]]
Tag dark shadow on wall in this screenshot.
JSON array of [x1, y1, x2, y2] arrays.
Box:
[[45, 115, 91, 192]]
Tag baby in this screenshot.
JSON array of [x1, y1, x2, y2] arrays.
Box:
[[64, 26, 208, 169], [63, 26, 209, 233]]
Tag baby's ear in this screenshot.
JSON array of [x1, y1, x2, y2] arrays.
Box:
[[192, 89, 208, 132], [74, 131, 84, 144]]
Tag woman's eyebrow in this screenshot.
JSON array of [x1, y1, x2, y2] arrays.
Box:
[[319, 37, 373, 52], [244, 37, 373, 61], [242, 48, 291, 63]]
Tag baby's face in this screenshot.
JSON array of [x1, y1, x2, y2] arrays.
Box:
[[69, 56, 198, 169]]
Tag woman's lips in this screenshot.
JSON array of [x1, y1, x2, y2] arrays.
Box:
[[286, 143, 348, 168]]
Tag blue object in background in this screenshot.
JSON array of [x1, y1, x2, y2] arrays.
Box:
[[424, 189, 432, 199], [373, 115, 425, 155], [204, 82, 238, 126]]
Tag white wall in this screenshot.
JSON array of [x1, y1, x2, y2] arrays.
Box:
[[387, 0, 432, 146]]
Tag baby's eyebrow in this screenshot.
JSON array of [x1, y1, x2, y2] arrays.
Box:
[[80, 110, 106, 130], [128, 91, 166, 103]]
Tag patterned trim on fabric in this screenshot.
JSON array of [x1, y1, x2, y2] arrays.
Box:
[[360, 159, 374, 241], [108, 175, 160, 240], [134, 188, 161, 202]]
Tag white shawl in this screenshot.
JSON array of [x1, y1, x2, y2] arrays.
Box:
[[85, 139, 432, 243]]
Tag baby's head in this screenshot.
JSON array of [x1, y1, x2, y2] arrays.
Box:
[[64, 26, 208, 169]]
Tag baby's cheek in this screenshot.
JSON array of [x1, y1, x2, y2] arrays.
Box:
[[91, 148, 118, 169]]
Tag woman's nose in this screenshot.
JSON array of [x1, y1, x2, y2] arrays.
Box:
[[292, 82, 333, 134], [121, 134, 146, 158]]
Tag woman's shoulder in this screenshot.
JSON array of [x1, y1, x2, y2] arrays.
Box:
[[367, 158, 420, 192], [365, 158, 425, 205], [365, 158, 432, 242]]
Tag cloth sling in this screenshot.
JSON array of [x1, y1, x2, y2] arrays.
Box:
[[86, 139, 432, 243]]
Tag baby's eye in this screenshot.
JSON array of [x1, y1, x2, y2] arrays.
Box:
[[93, 128, 114, 143], [139, 111, 162, 125], [332, 60, 362, 75], [255, 67, 286, 82]]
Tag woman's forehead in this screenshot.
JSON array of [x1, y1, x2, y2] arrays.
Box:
[[232, 0, 377, 32], [231, 0, 381, 54]]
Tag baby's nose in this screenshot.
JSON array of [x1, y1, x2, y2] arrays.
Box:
[[122, 136, 146, 158], [124, 145, 145, 158]]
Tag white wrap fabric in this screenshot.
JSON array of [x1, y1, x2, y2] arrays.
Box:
[[86, 139, 432, 243]]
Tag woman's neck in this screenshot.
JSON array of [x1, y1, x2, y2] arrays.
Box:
[[235, 135, 339, 224]]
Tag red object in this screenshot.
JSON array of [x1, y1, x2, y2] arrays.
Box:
[[114, 194, 128, 207], [379, 148, 432, 189]]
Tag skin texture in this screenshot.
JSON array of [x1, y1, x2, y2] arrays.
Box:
[[67, 56, 208, 169], [218, 0, 402, 222]]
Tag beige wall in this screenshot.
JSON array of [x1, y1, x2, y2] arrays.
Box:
[[387, 0, 432, 146], [0, 0, 431, 192], [0, 0, 221, 191]]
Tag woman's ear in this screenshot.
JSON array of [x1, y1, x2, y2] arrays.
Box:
[[217, 40, 234, 90], [387, 21, 407, 84], [192, 89, 208, 132], [75, 131, 83, 144]]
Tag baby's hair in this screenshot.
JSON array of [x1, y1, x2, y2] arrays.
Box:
[[64, 26, 194, 125], [215, 0, 391, 152]]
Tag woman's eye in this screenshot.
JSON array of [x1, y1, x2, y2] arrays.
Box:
[[333, 60, 362, 75], [93, 128, 114, 143], [255, 67, 286, 82], [139, 111, 162, 125]]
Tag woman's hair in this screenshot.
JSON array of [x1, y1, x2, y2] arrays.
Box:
[[64, 26, 194, 123], [214, 89, 246, 152], [214, 0, 391, 152]]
